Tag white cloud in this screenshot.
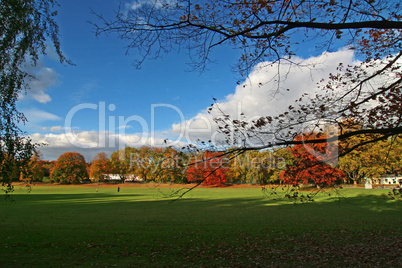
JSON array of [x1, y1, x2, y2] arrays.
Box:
[[27, 67, 59, 103], [126, 0, 177, 10], [24, 109, 62, 123], [39, 126, 66, 133], [170, 49, 357, 144], [30, 130, 189, 161], [31, 90, 52, 103], [20, 58, 60, 103], [31, 48, 396, 160]]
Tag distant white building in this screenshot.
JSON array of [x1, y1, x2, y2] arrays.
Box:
[[371, 174, 401, 185], [102, 174, 143, 182]]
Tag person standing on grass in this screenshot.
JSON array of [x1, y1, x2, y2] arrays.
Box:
[[117, 187, 120, 192]]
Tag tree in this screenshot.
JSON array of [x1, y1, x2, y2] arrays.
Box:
[[357, 135, 402, 180], [186, 151, 228, 185], [337, 121, 373, 184], [338, 150, 365, 184], [1, 0, 69, 191], [40, 160, 56, 179], [338, 120, 402, 183], [50, 152, 89, 184], [228, 152, 251, 184], [89, 152, 112, 182], [110, 148, 132, 181], [93, 1, 402, 168], [109, 146, 149, 182], [156, 147, 188, 183], [19, 153, 45, 183], [129, 146, 154, 182], [280, 133, 346, 186], [228, 150, 280, 184]]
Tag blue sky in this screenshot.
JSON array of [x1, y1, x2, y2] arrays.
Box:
[[22, 0, 239, 128], [18, 0, 357, 161]]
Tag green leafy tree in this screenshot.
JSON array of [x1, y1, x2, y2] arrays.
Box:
[[0, 0, 69, 192]]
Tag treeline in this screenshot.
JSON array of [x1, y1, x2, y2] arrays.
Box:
[[14, 146, 289, 185], [10, 134, 402, 185]]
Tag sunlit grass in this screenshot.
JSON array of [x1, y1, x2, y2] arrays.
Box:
[[0, 184, 400, 267]]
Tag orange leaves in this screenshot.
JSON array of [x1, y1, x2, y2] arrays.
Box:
[[368, 29, 390, 42], [50, 152, 88, 184], [19, 154, 45, 183], [89, 152, 112, 182]]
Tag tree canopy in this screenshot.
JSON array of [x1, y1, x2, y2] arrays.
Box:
[[186, 151, 229, 185], [89, 152, 112, 182], [280, 132, 346, 186], [50, 152, 89, 184], [94, 0, 401, 71]]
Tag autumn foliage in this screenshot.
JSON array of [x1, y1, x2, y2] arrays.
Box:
[[280, 133, 345, 186], [93, 0, 402, 180], [50, 152, 89, 184], [89, 152, 112, 182], [19, 154, 45, 183], [186, 151, 228, 185]]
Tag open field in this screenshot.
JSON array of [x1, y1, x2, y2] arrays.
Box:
[[0, 184, 401, 267]]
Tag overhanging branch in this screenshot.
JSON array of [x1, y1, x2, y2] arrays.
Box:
[[239, 126, 402, 152]]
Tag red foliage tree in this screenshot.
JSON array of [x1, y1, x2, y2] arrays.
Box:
[[186, 151, 228, 186], [50, 152, 89, 184], [280, 133, 345, 186]]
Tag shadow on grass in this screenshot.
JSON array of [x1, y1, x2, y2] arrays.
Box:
[[0, 189, 400, 267], [2, 189, 400, 219]]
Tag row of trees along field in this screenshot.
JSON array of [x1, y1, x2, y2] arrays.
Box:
[[1, 1, 401, 192], [18, 133, 402, 186]]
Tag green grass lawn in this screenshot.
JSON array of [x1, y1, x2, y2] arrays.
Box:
[[0, 184, 401, 267]]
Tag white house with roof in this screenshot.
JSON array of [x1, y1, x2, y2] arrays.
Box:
[[102, 174, 143, 182], [371, 174, 401, 185]]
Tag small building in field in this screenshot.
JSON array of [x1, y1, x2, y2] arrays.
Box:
[[371, 174, 401, 185], [102, 174, 143, 182]]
